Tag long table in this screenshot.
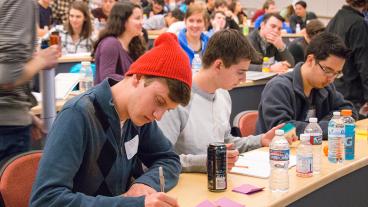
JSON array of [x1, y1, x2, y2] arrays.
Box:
[[167, 139, 368, 207]]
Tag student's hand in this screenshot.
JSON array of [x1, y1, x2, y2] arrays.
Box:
[[34, 45, 61, 70], [145, 192, 179, 207], [270, 61, 290, 73], [261, 123, 285, 147], [226, 143, 239, 171], [266, 31, 285, 50], [31, 114, 45, 141], [124, 183, 157, 197]]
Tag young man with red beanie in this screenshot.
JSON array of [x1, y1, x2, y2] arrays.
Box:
[[31, 33, 191, 207]]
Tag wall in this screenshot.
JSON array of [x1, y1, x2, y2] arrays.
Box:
[[240, 0, 345, 18]]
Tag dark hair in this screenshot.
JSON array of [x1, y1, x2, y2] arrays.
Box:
[[202, 29, 260, 68], [263, 0, 275, 10], [263, 12, 285, 23], [171, 8, 185, 21], [346, 0, 368, 7], [306, 19, 325, 38], [210, 10, 225, 19], [214, 0, 227, 9], [92, 2, 146, 59], [295, 1, 307, 8], [143, 76, 191, 106], [306, 32, 351, 61], [65, 1, 92, 39], [153, 0, 165, 6]]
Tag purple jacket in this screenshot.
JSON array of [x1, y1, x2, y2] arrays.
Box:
[[94, 36, 133, 84]]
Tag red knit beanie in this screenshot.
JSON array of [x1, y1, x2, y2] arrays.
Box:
[[126, 33, 192, 87]]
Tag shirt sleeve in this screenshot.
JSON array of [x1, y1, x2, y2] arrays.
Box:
[[0, 0, 37, 84], [96, 38, 124, 82]]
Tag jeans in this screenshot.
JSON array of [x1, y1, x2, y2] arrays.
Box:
[[0, 125, 31, 162]]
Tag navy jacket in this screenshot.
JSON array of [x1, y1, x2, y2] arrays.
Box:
[[30, 79, 181, 207], [256, 63, 357, 139]]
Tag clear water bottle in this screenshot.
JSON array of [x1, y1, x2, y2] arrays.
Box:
[[341, 109, 355, 160], [328, 112, 345, 163], [296, 134, 313, 177], [192, 54, 202, 73], [304, 117, 322, 174], [79, 61, 93, 92], [262, 57, 270, 73], [295, 23, 301, 33], [269, 129, 289, 192]]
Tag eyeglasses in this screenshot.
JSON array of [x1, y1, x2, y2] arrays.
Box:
[[317, 62, 343, 78]]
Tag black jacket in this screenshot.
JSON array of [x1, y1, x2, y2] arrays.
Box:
[[289, 12, 317, 33], [326, 5, 368, 104], [256, 63, 357, 139]]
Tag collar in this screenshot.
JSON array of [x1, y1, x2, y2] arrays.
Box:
[[192, 82, 216, 101], [342, 5, 365, 17]]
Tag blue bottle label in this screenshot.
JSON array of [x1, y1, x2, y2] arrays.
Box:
[[345, 124, 355, 160], [270, 149, 290, 161]]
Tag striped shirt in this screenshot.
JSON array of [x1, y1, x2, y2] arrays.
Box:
[[0, 0, 38, 125], [60, 31, 93, 55]]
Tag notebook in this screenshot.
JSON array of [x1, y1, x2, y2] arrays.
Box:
[[246, 71, 277, 81], [230, 150, 296, 179], [55, 73, 81, 100]]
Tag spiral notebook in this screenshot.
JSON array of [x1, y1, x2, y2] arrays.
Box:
[[230, 150, 296, 179]]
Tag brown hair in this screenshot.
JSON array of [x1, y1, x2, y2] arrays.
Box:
[[306, 19, 325, 39], [143, 76, 191, 106], [346, 0, 368, 7], [202, 29, 260, 68], [92, 1, 146, 60], [185, 3, 208, 21], [65, 1, 92, 39]]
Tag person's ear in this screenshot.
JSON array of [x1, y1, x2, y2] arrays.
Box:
[[305, 54, 315, 66], [131, 74, 143, 87], [213, 59, 224, 71]]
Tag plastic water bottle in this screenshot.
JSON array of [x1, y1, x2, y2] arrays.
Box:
[[192, 54, 202, 73], [296, 134, 313, 177], [295, 23, 301, 33], [269, 129, 289, 192], [79, 61, 93, 92], [304, 117, 322, 174], [341, 109, 355, 160], [328, 112, 345, 163], [262, 57, 271, 73]]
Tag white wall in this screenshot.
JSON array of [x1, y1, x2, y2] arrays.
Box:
[[240, 0, 346, 18]]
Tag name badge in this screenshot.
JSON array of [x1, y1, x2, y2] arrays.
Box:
[[124, 135, 139, 160]]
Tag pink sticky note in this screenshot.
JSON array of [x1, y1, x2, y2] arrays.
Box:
[[232, 184, 264, 194], [196, 200, 217, 207], [214, 197, 245, 207]]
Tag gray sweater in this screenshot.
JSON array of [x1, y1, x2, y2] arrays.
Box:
[[0, 0, 38, 125], [158, 83, 262, 173]]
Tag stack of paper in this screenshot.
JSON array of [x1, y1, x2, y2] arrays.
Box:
[[55, 73, 82, 100], [230, 150, 296, 179]]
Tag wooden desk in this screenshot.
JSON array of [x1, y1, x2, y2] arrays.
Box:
[[168, 140, 368, 207]]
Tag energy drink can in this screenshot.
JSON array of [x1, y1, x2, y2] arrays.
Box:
[[207, 142, 227, 192]]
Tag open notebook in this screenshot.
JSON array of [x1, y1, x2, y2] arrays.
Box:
[[55, 73, 81, 100], [230, 150, 296, 179]]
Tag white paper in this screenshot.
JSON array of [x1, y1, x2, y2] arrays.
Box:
[[55, 73, 82, 100], [124, 135, 139, 160], [230, 150, 296, 179]]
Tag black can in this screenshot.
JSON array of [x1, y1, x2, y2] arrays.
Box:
[[207, 142, 227, 192]]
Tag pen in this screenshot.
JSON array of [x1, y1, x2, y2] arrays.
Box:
[[159, 166, 165, 192]]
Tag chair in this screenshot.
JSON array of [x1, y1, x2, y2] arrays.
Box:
[[233, 110, 259, 137], [0, 150, 42, 207]]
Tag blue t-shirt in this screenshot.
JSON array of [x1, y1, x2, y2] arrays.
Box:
[[38, 3, 52, 29]]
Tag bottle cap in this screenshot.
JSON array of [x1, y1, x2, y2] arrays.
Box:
[[309, 117, 318, 123], [263, 57, 269, 62], [299, 133, 309, 141], [81, 61, 91, 66], [341, 109, 352, 116], [275, 129, 284, 136], [333, 111, 340, 116]]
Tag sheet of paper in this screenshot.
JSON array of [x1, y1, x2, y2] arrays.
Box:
[[214, 197, 245, 207], [232, 184, 264, 194], [230, 150, 296, 178], [55, 73, 82, 100], [195, 200, 216, 207]]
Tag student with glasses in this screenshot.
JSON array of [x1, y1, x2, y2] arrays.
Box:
[[256, 32, 358, 139]]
